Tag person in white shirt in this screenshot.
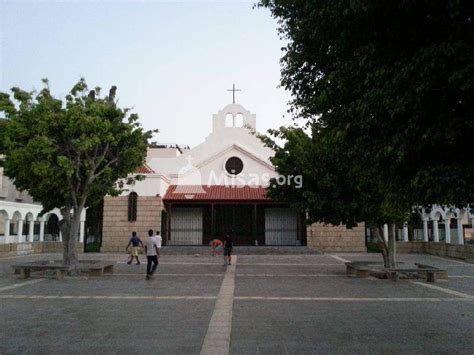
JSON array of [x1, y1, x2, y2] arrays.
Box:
[[145, 229, 162, 280]]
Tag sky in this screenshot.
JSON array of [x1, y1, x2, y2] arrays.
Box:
[[0, 0, 293, 147]]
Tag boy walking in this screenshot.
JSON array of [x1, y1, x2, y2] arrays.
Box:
[[145, 229, 162, 280], [126, 231, 143, 265], [223, 234, 233, 266]]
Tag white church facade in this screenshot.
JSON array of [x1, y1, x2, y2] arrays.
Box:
[[101, 103, 367, 251]]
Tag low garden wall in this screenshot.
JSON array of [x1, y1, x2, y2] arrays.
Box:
[[0, 242, 83, 257], [307, 222, 366, 252], [396, 241, 474, 261]]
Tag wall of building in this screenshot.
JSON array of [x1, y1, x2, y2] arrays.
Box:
[[306, 222, 366, 252], [396, 241, 474, 261], [196, 147, 276, 187], [102, 196, 164, 252], [0, 242, 83, 257], [146, 146, 183, 160], [122, 175, 170, 197], [0, 166, 36, 203]]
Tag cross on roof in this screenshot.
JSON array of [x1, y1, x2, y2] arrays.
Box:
[[227, 83, 241, 104]]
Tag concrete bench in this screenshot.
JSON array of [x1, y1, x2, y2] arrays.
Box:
[[387, 267, 447, 282], [82, 262, 114, 277], [12, 263, 69, 280], [345, 262, 377, 278], [414, 263, 448, 279], [12, 261, 115, 279]]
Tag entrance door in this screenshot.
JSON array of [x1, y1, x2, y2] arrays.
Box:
[[214, 204, 254, 245], [265, 208, 298, 245], [170, 208, 203, 245]]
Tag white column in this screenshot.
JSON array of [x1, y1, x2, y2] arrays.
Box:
[[403, 223, 409, 242], [17, 220, 23, 243], [39, 220, 45, 242], [444, 219, 451, 244], [28, 220, 34, 242], [457, 218, 464, 245], [2, 219, 10, 244], [59, 231, 62, 242], [383, 224, 388, 243], [79, 221, 85, 243], [422, 219, 429, 242], [433, 219, 439, 242]]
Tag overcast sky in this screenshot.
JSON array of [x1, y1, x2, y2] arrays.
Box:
[[0, 0, 293, 147]]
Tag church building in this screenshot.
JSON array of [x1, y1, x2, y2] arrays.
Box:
[[101, 102, 366, 252]]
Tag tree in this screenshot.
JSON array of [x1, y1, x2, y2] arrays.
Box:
[[259, 0, 474, 267], [0, 79, 154, 269], [261, 124, 411, 267], [0, 119, 6, 154]]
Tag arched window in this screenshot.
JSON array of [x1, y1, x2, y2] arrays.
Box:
[[128, 192, 138, 222], [234, 113, 243, 127], [225, 113, 233, 127], [46, 214, 60, 241]]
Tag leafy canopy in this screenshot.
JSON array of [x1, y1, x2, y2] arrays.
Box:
[[260, 0, 474, 225], [262, 125, 412, 227], [0, 78, 154, 212]]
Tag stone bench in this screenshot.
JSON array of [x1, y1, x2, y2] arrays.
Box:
[[83, 262, 114, 277], [12, 262, 69, 280], [12, 261, 115, 279], [345, 261, 379, 278], [414, 263, 448, 279], [387, 267, 447, 282]]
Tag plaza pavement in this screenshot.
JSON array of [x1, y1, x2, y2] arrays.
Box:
[[0, 252, 474, 354]]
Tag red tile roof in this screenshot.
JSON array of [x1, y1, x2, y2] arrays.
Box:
[[135, 164, 155, 174], [163, 185, 269, 201]]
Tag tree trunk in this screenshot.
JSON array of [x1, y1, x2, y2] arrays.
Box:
[[370, 224, 397, 269], [59, 205, 82, 272], [387, 223, 397, 269], [372, 226, 390, 268], [59, 207, 71, 264]]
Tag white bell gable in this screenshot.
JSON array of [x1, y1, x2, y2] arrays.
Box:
[[128, 103, 277, 195]]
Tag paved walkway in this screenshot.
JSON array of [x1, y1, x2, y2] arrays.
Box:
[[1, 252, 474, 354]]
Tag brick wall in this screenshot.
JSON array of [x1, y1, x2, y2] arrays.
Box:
[[101, 196, 164, 253], [396, 241, 474, 261], [306, 222, 366, 252]]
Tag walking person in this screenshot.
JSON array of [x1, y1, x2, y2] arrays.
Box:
[[145, 229, 161, 280], [126, 231, 143, 265], [223, 234, 233, 266]]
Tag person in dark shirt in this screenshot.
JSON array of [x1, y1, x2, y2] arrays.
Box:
[[223, 234, 233, 266], [126, 231, 144, 265]]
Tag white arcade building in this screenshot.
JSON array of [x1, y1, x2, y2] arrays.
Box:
[[0, 165, 86, 255]]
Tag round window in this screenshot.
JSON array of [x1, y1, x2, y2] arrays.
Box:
[[225, 157, 243, 175]]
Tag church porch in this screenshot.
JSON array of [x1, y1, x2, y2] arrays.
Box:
[[163, 185, 306, 246]]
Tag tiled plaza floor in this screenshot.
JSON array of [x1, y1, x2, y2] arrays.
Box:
[[0, 252, 473, 354]]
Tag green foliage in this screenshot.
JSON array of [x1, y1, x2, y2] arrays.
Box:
[[85, 240, 101, 253], [263, 125, 411, 227], [0, 119, 7, 159], [366, 242, 383, 253], [0, 78, 155, 213], [260, 0, 474, 226]]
